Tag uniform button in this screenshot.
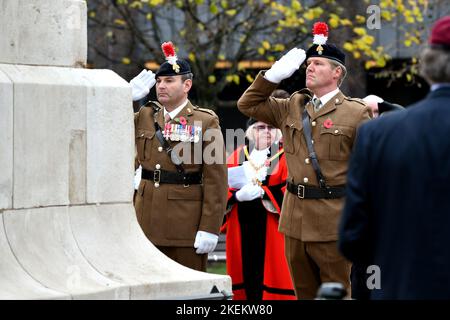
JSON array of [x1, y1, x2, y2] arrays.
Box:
[[335, 98, 339, 103], [305, 158, 310, 164], [140, 133, 144, 137], [303, 177, 309, 183], [311, 121, 316, 127], [334, 129, 339, 134], [158, 146, 163, 152], [290, 123, 294, 127], [155, 164, 161, 170], [154, 182, 160, 188], [311, 140, 314, 144]]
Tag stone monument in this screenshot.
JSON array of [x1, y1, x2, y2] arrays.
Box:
[[0, 0, 231, 299]]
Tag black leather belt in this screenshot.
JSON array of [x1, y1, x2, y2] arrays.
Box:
[[142, 168, 202, 185], [286, 181, 346, 199]]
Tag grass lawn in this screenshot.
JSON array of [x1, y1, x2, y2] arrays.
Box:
[[207, 261, 227, 275]]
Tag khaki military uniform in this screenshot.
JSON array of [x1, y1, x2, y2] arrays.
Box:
[[237, 72, 371, 298], [134, 100, 228, 271]]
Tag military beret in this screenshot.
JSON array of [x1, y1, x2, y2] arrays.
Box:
[[306, 22, 346, 66], [155, 41, 193, 78], [429, 16, 450, 50]]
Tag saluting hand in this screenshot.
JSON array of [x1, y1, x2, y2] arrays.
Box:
[[264, 47, 306, 84], [130, 69, 156, 101]]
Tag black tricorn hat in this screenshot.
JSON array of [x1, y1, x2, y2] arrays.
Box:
[[155, 59, 192, 78], [246, 118, 258, 129]]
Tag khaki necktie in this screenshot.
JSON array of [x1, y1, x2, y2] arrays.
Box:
[[312, 97, 322, 112], [164, 113, 171, 123]]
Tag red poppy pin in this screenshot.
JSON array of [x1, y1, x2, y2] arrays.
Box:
[[179, 116, 187, 126], [174, 116, 187, 127], [323, 118, 333, 129]]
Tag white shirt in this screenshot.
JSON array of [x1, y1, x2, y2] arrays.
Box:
[[312, 88, 340, 110], [164, 99, 189, 120]]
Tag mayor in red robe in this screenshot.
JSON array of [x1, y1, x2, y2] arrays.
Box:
[[222, 117, 295, 300]]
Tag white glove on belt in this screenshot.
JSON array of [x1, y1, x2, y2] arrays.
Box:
[[264, 47, 306, 84], [130, 69, 156, 101], [194, 231, 219, 254]]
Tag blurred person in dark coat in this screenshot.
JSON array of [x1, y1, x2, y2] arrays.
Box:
[[363, 95, 404, 118], [338, 16, 450, 299]]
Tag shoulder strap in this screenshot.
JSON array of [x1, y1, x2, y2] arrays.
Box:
[[301, 106, 327, 189], [150, 104, 185, 174]]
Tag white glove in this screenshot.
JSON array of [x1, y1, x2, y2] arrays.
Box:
[[130, 69, 156, 101], [194, 231, 219, 254], [264, 47, 306, 83], [134, 165, 142, 190], [235, 183, 264, 202]]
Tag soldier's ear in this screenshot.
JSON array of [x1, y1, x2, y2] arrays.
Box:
[[183, 78, 192, 92]]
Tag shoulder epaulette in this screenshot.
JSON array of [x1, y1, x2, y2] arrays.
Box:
[[344, 97, 367, 106], [193, 106, 217, 117]]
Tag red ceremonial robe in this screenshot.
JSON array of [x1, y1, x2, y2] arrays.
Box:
[[221, 145, 296, 300]]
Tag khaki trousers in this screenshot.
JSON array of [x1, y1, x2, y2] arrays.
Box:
[[284, 236, 351, 299], [157, 246, 208, 272]]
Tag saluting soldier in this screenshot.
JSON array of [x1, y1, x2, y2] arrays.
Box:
[[237, 22, 372, 299], [130, 42, 228, 272]]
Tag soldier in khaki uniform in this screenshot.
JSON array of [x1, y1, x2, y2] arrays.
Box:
[[130, 42, 228, 272], [237, 23, 371, 298]]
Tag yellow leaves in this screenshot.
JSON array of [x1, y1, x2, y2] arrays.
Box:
[[355, 15, 366, 24], [246, 74, 254, 83], [232, 74, 240, 85], [329, 17, 339, 28], [303, 7, 323, 20], [188, 52, 196, 62], [175, 0, 183, 8], [121, 57, 131, 65], [353, 51, 361, 59], [106, 31, 113, 38], [180, 29, 186, 37], [114, 19, 126, 26], [258, 47, 265, 56], [365, 60, 377, 69], [381, 10, 393, 21], [208, 75, 216, 84], [362, 35, 375, 45], [226, 9, 237, 16], [218, 54, 226, 60], [197, 23, 205, 31], [195, 0, 204, 4], [221, 0, 228, 9], [291, 0, 302, 11], [146, 13, 152, 20], [343, 42, 354, 52], [406, 73, 412, 82], [226, 74, 240, 85], [116, 0, 128, 4], [404, 39, 412, 47], [149, 0, 163, 6], [303, 10, 314, 21], [88, 11, 96, 18], [273, 44, 285, 51], [262, 41, 271, 50], [130, 1, 143, 9], [353, 27, 366, 36], [340, 19, 352, 26], [210, 3, 218, 15]]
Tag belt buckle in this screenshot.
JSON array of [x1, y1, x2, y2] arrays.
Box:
[[153, 170, 161, 184], [297, 184, 305, 199]]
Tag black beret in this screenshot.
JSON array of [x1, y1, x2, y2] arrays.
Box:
[[306, 43, 346, 66], [155, 59, 192, 78]]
